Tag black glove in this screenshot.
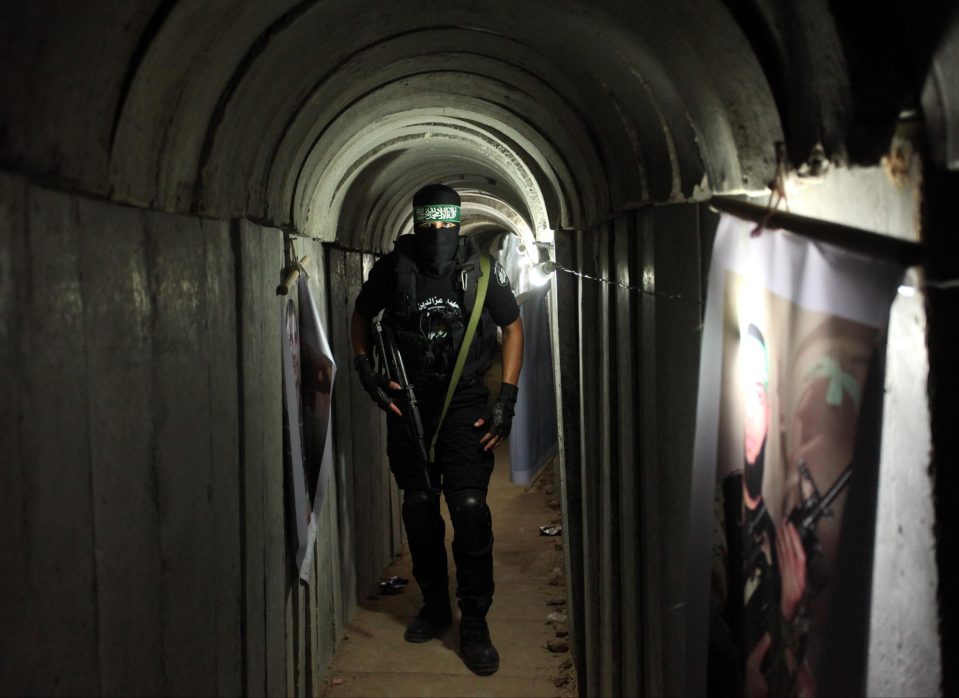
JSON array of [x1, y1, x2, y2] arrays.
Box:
[[484, 383, 519, 440], [354, 354, 394, 412]]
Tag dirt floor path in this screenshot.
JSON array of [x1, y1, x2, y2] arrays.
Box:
[[319, 444, 577, 697]]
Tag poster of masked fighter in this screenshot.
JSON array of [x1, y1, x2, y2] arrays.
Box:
[[295, 273, 336, 584], [281, 297, 311, 581], [687, 214, 904, 698]]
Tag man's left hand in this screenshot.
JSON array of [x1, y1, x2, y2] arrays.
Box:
[[475, 383, 519, 452]]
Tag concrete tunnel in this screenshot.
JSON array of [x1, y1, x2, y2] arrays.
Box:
[[2, 1, 959, 696]]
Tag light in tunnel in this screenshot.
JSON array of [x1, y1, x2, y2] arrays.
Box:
[[528, 260, 559, 287]]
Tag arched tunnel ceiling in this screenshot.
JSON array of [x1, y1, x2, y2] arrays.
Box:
[[1, 0, 950, 249]]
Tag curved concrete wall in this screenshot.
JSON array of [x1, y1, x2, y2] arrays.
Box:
[[2, 0, 790, 242], [4, 1, 946, 242], [2, 2, 954, 696]]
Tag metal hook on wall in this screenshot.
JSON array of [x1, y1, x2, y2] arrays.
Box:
[[277, 255, 311, 296]]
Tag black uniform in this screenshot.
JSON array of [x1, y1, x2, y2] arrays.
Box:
[[355, 234, 519, 619]]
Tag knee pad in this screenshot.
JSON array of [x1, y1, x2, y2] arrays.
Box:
[[447, 491, 488, 518], [403, 488, 438, 508], [402, 489, 441, 531], [447, 491, 493, 554]]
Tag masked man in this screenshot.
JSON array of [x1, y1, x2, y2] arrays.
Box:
[[739, 323, 811, 697], [739, 324, 781, 696], [350, 183, 524, 676]]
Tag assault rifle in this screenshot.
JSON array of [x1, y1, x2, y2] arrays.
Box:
[[772, 462, 854, 683], [372, 319, 438, 493], [746, 460, 853, 566], [788, 460, 853, 554]]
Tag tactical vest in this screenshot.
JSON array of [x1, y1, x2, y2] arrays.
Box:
[[385, 235, 497, 391]]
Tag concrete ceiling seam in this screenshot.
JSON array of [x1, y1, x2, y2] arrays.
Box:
[[109, 0, 179, 153], [288, 97, 576, 238], [196, 28, 566, 215], [301, 120, 549, 243], [605, 0, 781, 190], [347, 157, 525, 253], [270, 60, 605, 224], [357, 162, 535, 253], [97, 0, 783, 228], [350, 118, 567, 225], [325, 107, 576, 221], [270, 52, 684, 226], [359, 169, 534, 253], [0, 2, 167, 195], [276, 73, 607, 233], [374, 167, 539, 252], [189, 0, 321, 214], [435, 194, 534, 243], [109, 1, 305, 211], [249, 55, 602, 228], [2, 0, 833, 229]]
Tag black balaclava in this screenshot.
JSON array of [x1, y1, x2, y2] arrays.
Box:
[[742, 323, 769, 503], [412, 183, 461, 276], [744, 438, 766, 502]]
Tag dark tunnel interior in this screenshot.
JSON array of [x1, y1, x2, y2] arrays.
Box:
[[2, 1, 959, 696]]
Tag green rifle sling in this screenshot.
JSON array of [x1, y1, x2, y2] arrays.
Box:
[[429, 253, 490, 462]]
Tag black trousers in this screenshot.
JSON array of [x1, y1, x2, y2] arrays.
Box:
[[386, 381, 495, 618]]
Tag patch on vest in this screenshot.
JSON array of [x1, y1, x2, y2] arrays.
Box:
[[417, 298, 464, 342], [494, 261, 509, 286]]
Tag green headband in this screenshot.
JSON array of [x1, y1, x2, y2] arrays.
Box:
[[414, 204, 461, 224]]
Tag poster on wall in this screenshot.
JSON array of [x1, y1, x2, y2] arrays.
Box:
[[296, 273, 336, 582], [686, 214, 905, 697], [280, 273, 337, 585], [281, 296, 311, 581]]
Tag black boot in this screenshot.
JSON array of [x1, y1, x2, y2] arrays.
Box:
[[459, 617, 500, 675], [404, 605, 452, 643]]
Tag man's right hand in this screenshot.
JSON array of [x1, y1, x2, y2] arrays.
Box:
[[354, 354, 403, 416]]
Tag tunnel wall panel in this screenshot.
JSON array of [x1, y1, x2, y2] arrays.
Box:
[[0, 174, 30, 692], [649, 204, 706, 695], [298, 243, 345, 692], [16, 184, 103, 697], [236, 219, 277, 696], [346, 252, 377, 596], [634, 210, 666, 696], [327, 248, 360, 627], [235, 220, 288, 697], [0, 174, 363, 697], [201, 217, 245, 697], [147, 211, 219, 697], [575, 229, 603, 698], [327, 247, 400, 604], [597, 222, 622, 697], [0, 175, 251, 696], [553, 230, 586, 684], [558, 202, 708, 698], [612, 213, 640, 698], [76, 195, 167, 696]]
